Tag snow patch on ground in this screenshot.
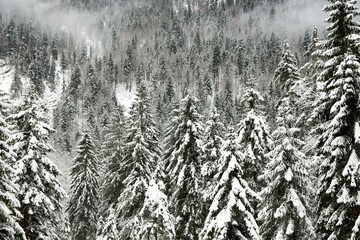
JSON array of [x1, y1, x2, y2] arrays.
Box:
[[0, 60, 14, 94], [115, 83, 136, 113], [0, 59, 27, 103], [48, 150, 73, 196]]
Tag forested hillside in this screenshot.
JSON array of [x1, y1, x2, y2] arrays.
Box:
[[0, 0, 359, 239]]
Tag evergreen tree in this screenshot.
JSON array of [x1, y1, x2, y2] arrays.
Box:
[[203, 73, 212, 96], [302, 26, 320, 79], [0, 91, 25, 239], [165, 77, 175, 103], [137, 177, 175, 240], [87, 63, 99, 104], [200, 133, 261, 240], [123, 48, 133, 89], [51, 35, 59, 61], [164, 94, 204, 240], [48, 60, 56, 91], [60, 97, 76, 132], [99, 106, 127, 239], [116, 83, 161, 239], [10, 65, 22, 99], [28, 60, 45, 96], [273, 41, 301, 93], [200, 107, 226, 237], [202, 107, 225, 180], [9, 91, 66, 240], [259, 44, 314, 239], [310, 1, 360, 238], [212, 42, 221, 79], [259, 87, 314, 239], [236, 44, 246, 75], [67, 132, 100, 240], [223, 78, 234, 124], [298, 26, 321, 139], [237, 77, 272, 193], [101, 105, 126, 204], [60, 51, 68, 71], [68, 64, 81, 104]]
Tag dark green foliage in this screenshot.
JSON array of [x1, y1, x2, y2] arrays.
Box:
[[10, 65, 22, 98], [222, 78, 234, 124], [9, 92, 66, 240], [68, 64, 82, 106], [28, 60, 44, 96], [115, 83, 162, 239], [201, 133, 260, 240], [310, 1, 360, 238], [274, 41, 301, 92], [259, 44, 314, 239], [67, 133, 100, 240], [237, 78, 271, 193], [0, 91, 25, 240], [164, 95, 204, 240], [212, 42, 221, 79], [100, 106, 126, 208]]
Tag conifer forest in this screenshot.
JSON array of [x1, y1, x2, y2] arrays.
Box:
[[1, 0, 360, 239]]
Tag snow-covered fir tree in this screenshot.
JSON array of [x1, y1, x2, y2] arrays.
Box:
[[258, 95, 314, 239], [273, 41, 301, 93], [200, 132, 260, 240], [115, 82, 162, 239], [258, 43, 314, 240], [163, 94, 204, 240], [101, 105, 126, 200], [67, 132, 100, 240], [9, 89, 67, 240], [201, 107, 225, 225], [298, 26, 322, 140], [310, 1, 360, 238], [137, 173, 175, 240], [0, 91, 24, 239], [237, 76, 272, 193], [99, 105, 127, 239], [202, 107, 225, 180], [4, 0, 360, 239]]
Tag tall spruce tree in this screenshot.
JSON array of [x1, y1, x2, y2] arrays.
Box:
[[200, 107, 225, 233], [298, 26, 322, 140], [259, 43, 314, 240], [9, 90, 66, 240], [0, 91, 25, 239], [202, 107, 225, 181], [115, 83, 162, 239], [10, 65, 22, 99], [310, 1, 360, 238], [99, 105, 127, 239], [237, 76, 272, 193], [223, 78, 234, 124], [163, 94, 204, 240], [273, 41, 301, 93], [137, 176, 175, 240], [67, 132, 100, 240], [200, 132, 261, 240]]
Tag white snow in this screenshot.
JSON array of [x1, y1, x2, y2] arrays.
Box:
[[115, 83, 136, 113], [284, 168, 293, 182], [0, 60, 14, 94], [0, 60, 27, 103]]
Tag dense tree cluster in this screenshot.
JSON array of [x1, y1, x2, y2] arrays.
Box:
[[0, 0, 360, 239]]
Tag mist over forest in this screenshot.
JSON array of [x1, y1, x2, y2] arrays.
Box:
[[0, 0, 360, 239]]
